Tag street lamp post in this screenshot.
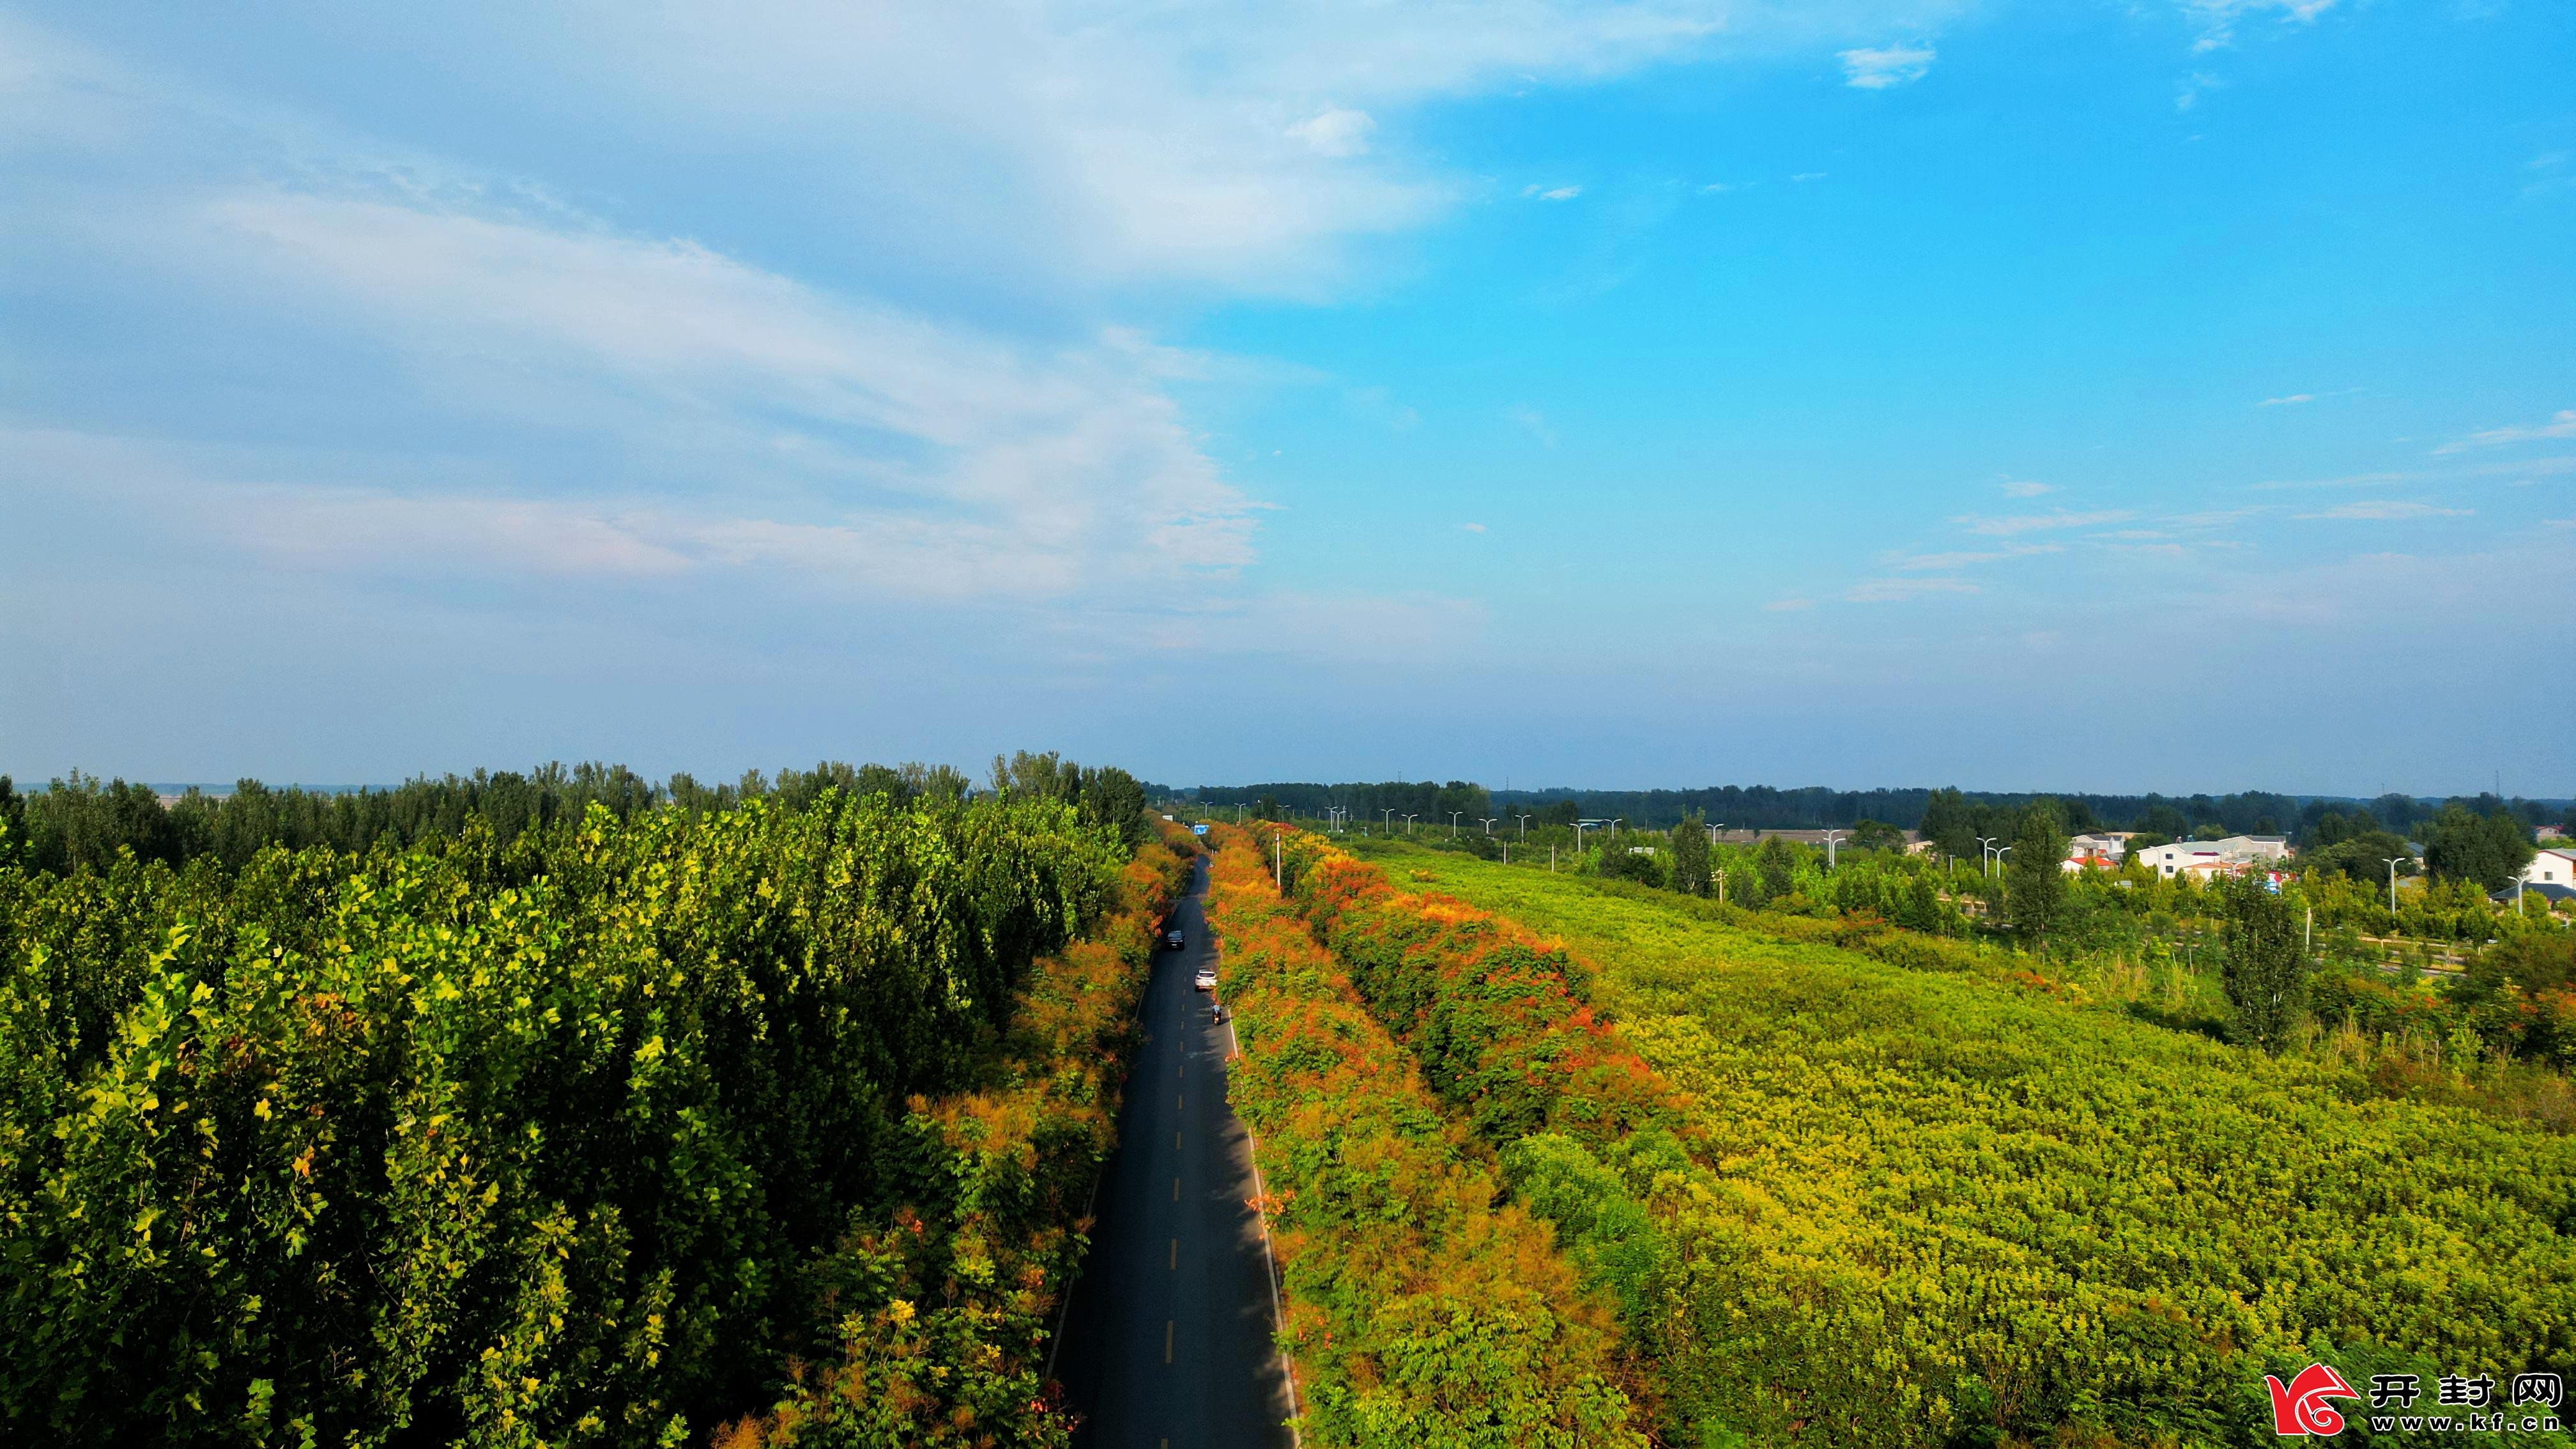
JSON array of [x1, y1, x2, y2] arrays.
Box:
[[1480, 817, 1499, 836], [1516, 815, 1531, 841], [2381, 857, 2407, 915], [1403, 813, 1418, 836], [1714, 866, 1726, 908], [1976, 836, 2000, 878], [1450, 811, 1464, 838], [1383, 809, 1397, 835], [1820, 829, 1845, 871]]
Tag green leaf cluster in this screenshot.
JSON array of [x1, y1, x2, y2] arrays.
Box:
[[0, 792, 1134, 1446]]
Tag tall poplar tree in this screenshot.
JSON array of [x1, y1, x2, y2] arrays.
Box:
[[1668, 813, 1712, 896], [2220, 868, 2308, 1054], [2004, 799, 2071, 947]]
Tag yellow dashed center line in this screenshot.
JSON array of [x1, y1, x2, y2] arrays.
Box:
[[1164, 1319, 1174, 1363], [1169, 1237, 1177, 1269]]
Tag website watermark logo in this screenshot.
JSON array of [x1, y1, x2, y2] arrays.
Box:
[[2266, 1364, 2361, 1436], [2264, 1363, 2564, 1437]]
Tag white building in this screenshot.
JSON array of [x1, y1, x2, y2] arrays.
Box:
[[2133, 835, 2291, 880], [2523, 848, 2576, 890], [2062, 832, 2131, 872]]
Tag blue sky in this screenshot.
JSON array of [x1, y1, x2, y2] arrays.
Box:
[[2, 0, 2570, 796]]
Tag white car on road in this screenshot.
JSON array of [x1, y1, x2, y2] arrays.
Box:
[[1193, 968, 1217, 992]]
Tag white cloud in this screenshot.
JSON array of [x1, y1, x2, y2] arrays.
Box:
[[2297, 500, 2474, 521], [2000, 478, 2054, 497], [438, 0, 1986, 295], [1509, 404, 1558, 447], [1525, 183, 1583, 201], [2260, 393, 2315, 407], [1844, 576, 1979, 603], [1790, 171, 1829, 182], [30, 185, 1266, 602], [2175, 70, 2222, 111], [2435, 410, 2576, 454], [1459, 522, 1487, 533], [1954, 508, 2136, 536], [1882, 542, 2062, 571], [1837, 43, 1934, 89], [1286, 107, 1376, 158], [2181, 0, 2340, 53]]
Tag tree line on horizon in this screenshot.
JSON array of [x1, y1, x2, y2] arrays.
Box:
[[0, 753, 1151, 877], [1178, 778, 2575, 843]]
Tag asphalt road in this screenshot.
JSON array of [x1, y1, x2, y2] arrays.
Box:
[[1055, 855, 1296, 1449]]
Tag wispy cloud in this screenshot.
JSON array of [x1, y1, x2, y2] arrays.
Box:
[[1845, 576, 1978, 604], [1524, 183, 1583, 201], [2175, 71, 2222, 111], [2435, 409, 2576, 454], [1508, 404, 1557, 447], [2257, 386, 2360, 407], [2000, 478, 2054, 498], [1286, 107, 1376, 158], [1882, 542, 2063, 572], [1837, 44, 1935, 90], [1790, 171, 1829, 183], [1954, 508, 2137, 536], [1459, 521, 1487, 533], [2182, 0, 2341, 54], [2297, 500, 2474, 521]]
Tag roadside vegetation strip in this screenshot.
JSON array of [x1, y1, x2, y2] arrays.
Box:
[[730, 824, 1195, 1448], [1343, 839, 2576, 1448], [1199, 826, 1645, 1449], [0, 792, 1179, 1449]]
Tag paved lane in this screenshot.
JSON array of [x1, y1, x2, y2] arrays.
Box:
[[1055, 855, 1294, 1449]]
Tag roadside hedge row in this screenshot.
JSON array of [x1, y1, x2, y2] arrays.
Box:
[[723, 827, 1193, 1448], [1200, 827, 1644, 1449]]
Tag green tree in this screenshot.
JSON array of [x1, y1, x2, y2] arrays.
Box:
[[1751, 836, 1802, 905], [1667, 815, 1712, 896], [2004, 800, 2071, 946], [1851, 818, 1906, 854], [1917, 787, 1975, 862], [2218, 869, 2308, 1054], [2423, 804, 2536, 892]]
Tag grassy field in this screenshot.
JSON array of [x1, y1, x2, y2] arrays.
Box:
[[1332, 835, 2576, 1446]]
